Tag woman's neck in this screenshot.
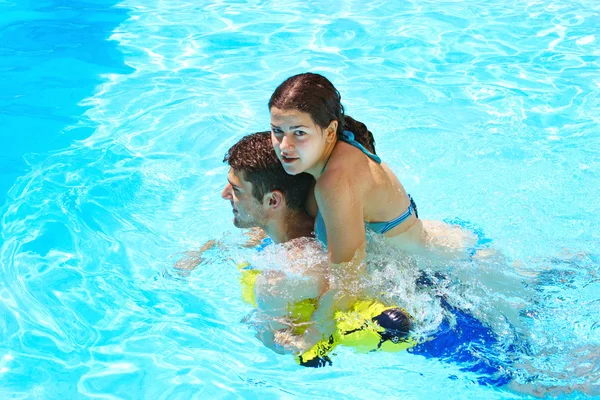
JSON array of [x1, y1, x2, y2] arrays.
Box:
[[308, 139, 338, 179]]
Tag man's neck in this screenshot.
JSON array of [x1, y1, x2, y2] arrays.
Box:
[[262, 208, 314, 244]]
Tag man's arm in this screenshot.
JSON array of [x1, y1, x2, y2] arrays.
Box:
[[174, 228, 268, 272], [173, 239, 219, 271], [241, 227, 267, 248]]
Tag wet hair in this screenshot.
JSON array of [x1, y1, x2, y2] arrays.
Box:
[[372, 308, 412, 345], [268, 72, 376, 154], [224, 131, 314, 210]]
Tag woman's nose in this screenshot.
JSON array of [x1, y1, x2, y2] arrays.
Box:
[[280, 135, 294, 152]]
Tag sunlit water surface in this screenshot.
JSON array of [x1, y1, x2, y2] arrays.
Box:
[[1, 0, 599, 398]]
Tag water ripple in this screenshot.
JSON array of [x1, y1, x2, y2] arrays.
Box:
[[1, 0, 600, 397]]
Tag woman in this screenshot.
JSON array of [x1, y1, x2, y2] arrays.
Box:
[[268, 73, 475, 293]]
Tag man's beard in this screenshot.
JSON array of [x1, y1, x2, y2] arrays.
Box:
[[234, 214, 257, 229], [233, 211, 265, 229]]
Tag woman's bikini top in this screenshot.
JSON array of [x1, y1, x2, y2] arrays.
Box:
[[315, 130, 418, 247]]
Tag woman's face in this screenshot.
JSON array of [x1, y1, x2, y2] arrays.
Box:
[[270, 107, 331, 176]]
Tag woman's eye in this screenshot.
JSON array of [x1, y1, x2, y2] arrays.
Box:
[[272, 129, 284, 136], [294, 130, 306, 136]]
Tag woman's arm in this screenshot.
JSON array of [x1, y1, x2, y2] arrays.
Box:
[[315, 173, 366, 264], [313, 173, 368, 318]]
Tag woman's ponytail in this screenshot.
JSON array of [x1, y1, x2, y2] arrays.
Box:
[[343, 115, 376, 154]]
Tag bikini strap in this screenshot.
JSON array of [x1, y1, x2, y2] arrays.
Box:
[[341, 130, 381, 164], [321, 130, 381, 174]]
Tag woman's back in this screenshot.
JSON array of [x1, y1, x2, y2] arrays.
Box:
[[316, 136, 425, 248], [320, 137, 476, 257]]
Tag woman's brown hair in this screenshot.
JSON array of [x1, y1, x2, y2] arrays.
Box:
[[268, 73, 376, 154]]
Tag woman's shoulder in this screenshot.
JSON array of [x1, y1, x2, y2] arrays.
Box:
[[314, 167, 348, 196], [315, 145, 370, 197]]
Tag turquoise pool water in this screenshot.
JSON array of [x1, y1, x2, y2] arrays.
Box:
[[1, 0, 599, 398]]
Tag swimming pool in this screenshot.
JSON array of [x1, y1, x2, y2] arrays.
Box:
[[1, 0, 599, 398]]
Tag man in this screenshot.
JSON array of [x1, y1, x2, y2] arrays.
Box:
[[221, 131, 315, 244], [176, 131, 328, 328], [221, 131, 331, 352], [221, 131, 332, 356], [174, 130, 314, 271]]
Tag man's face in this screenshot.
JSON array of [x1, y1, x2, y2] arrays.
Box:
[[221, 168, 268, 228]]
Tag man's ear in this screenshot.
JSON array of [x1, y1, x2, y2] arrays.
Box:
[[325, 120, 338, 143], [264, 190, 285, 210]]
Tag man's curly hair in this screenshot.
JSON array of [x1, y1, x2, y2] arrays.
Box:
[[224, 131, 313, 210]]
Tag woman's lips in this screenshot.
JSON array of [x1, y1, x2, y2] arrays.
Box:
[[281, 155, 298, 163]]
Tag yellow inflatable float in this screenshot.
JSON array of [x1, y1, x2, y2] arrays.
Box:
[[238, 262, 418, 367]]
